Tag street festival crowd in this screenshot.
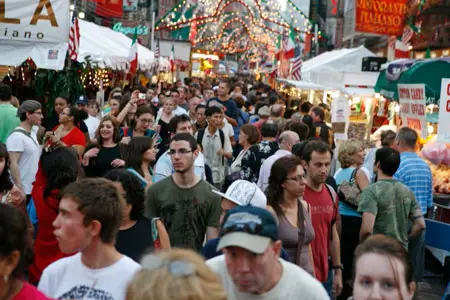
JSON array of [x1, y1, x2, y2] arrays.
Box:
[[0, 77, 433, 300]]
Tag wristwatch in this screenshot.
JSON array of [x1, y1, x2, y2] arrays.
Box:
[[332, 264, 344, 271]]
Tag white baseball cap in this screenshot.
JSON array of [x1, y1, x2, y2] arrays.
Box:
[[212, 180, 267, 209]]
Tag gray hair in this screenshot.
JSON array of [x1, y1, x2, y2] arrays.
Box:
[[395, 127, 418, 149], [279, 131, 299, 145]]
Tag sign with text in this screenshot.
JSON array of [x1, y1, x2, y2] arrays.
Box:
[[437, 79, 450, 143], [355, 0, 408, 36], [0, 0, 69, 43], [398, 84, 427, 139]]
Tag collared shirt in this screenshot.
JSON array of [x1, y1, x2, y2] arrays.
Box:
[[240, 140, 279, 183], [257, 149, 291, 192], [196, 127, 232, 184], [394, 152, 433, 214], [153, 150, 206, 182]]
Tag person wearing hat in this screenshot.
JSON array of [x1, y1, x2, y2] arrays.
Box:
[[252, 106, 270, 131], [76, 95, 89, 112], [6, 100, 43, 198], [206, 206, 329, 299], [201, 180, 290, 261]]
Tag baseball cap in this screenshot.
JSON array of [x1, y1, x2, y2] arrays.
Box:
[[217, 206, 278, 254], [258, 106, 270, 117], [76, 95, 89, 105], [17, 100, 41, 117], [212, 180, 266, 209]]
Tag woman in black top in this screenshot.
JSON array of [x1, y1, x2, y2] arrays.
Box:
[[104, 169, 169, 262], [82, 115, 124, 177]]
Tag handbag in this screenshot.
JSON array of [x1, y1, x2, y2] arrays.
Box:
[[337, 168, 361, 209]]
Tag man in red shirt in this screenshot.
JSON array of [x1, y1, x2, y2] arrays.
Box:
[[302, 140, 342, 298]]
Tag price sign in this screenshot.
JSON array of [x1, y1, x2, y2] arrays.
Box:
[[397, 84, 427, 139], [437, 79, 450, 143]]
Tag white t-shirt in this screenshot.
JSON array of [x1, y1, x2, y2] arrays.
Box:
[[5, 127, 41, 194], [221, 122, 234, 139], [153, 150, 206, 182], [84, 115, 100, 140], [38, 253, 141, 300], [207, 255, 329, 300]]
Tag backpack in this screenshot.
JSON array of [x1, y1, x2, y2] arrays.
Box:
[[325, 184, 340, 240], [197, 128, 225, 165]]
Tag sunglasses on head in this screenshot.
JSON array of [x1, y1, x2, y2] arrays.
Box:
[[141, 254, 196, 277], [221, 219, 263, 236]]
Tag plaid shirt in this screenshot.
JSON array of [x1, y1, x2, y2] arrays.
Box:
[[394, 152, 433, 215]]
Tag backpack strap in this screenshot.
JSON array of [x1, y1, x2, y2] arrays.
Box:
[[325, 183, 341, 239], [296, 199, 306, 265], [197, 128, 205, 149], [218, 129, 225, 165], [10, 128, 39, 147]]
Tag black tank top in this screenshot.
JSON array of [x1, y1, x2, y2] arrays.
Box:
[[116, 218, 154, 262]]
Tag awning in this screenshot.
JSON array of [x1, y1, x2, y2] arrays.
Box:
[[277, 78, 326, 90], [374, 58, 450, 103], [78, 20, 157, 71], [344, 87, 374, 97]]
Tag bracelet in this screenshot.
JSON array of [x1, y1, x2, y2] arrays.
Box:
[[332, 264, 344, 271]]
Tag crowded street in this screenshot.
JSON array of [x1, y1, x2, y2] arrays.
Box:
[[0, 0, 450, 300]]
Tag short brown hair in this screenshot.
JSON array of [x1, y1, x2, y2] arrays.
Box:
[[240, 124, 260, 145], [88, 100, 99, 110], [311, 106, 325, 121], [61, 178, 122, 244]]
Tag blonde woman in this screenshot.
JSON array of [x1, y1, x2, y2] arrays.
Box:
[[334, 139, 369, 299], [126, 249, 226, 300]]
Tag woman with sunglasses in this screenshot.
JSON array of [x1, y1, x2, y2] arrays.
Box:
[[266, 155, 315, 276], [124, 136, 157, 190], [126, 249, 226, 300], [46, 106, 87, 156], [82, 115, 124, 178]]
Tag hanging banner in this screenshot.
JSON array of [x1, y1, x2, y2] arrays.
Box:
[[355, 0, 408, 36], [437, 79, 450, 143], [398, 84, 427, 139], [331, 94, 350, 140], [96, 0, 123, 18], [123, 0, 138, 11], [0, 0, 69, 43]]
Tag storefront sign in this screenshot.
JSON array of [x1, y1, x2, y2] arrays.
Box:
[[355, 0, 408, 36], [123, 0, 138, 12], [397, 84, 427, 139], [112, 22, 149, 36], [437, 79, 450, 143], [0, 0, 69, 43]]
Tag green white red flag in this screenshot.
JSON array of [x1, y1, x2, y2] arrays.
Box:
[[128, 27, 138, 73]]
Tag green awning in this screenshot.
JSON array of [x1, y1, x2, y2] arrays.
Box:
[[374, 59, 450, 104]]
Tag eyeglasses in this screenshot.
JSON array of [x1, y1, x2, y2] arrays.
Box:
[[168, 149, 193, 156], [221, 219, 263, 237], [141, 254, 196, 277], [286, 175, 306, 183]]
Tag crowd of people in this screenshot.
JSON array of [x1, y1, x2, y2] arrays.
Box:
[[0, 77, 433, 300]]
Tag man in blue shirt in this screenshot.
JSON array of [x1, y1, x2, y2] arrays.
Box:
[[394, 127, 433, 282]]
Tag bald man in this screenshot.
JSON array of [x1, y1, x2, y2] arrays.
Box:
[[188, 96, 203, 123], [257, 131, 300, 192]]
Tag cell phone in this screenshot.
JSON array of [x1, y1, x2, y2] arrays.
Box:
[[138, 93, 146, 100]]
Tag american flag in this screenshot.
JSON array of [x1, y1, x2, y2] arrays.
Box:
[[388, 36, 396, 50], [401, 27, 414, 45], [68, 7, 80, 61], [154, 39, 160, 59], [291, 46, 303, 81]]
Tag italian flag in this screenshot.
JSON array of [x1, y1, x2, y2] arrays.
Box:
[[275, 35, 282, 60], [284, 28, 296, 60], [128, 28, 138, 73], [395, 39, 409, 59], [170, 44, 175, 72]]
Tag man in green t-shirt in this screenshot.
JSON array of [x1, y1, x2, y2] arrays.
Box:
[[0, 84, 20, 143], [145, 133, 221, 251], [358, 147, 425, 249]]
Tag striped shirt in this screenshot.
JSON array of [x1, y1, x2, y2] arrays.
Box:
[[394, 152, 433, 215]]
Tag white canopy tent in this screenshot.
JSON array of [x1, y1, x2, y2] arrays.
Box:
[[277, 78, 326, 90], [77, 20, 158, 71], [0, 20, 161, 71], [301, 46, 378, 94]]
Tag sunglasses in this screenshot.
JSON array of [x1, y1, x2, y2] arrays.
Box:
[[141, 255, 196, 277], [221, 219, 263, 237]]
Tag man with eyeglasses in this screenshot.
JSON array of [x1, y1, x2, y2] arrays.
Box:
[[145, 133, 221, 251], [6, 100, 43, 200], [206, 205, 328, 299], [153, 114, 207, 183], [257, 131, 300, 192]]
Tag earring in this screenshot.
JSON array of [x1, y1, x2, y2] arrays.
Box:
[[3, 275, 7, 283]]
